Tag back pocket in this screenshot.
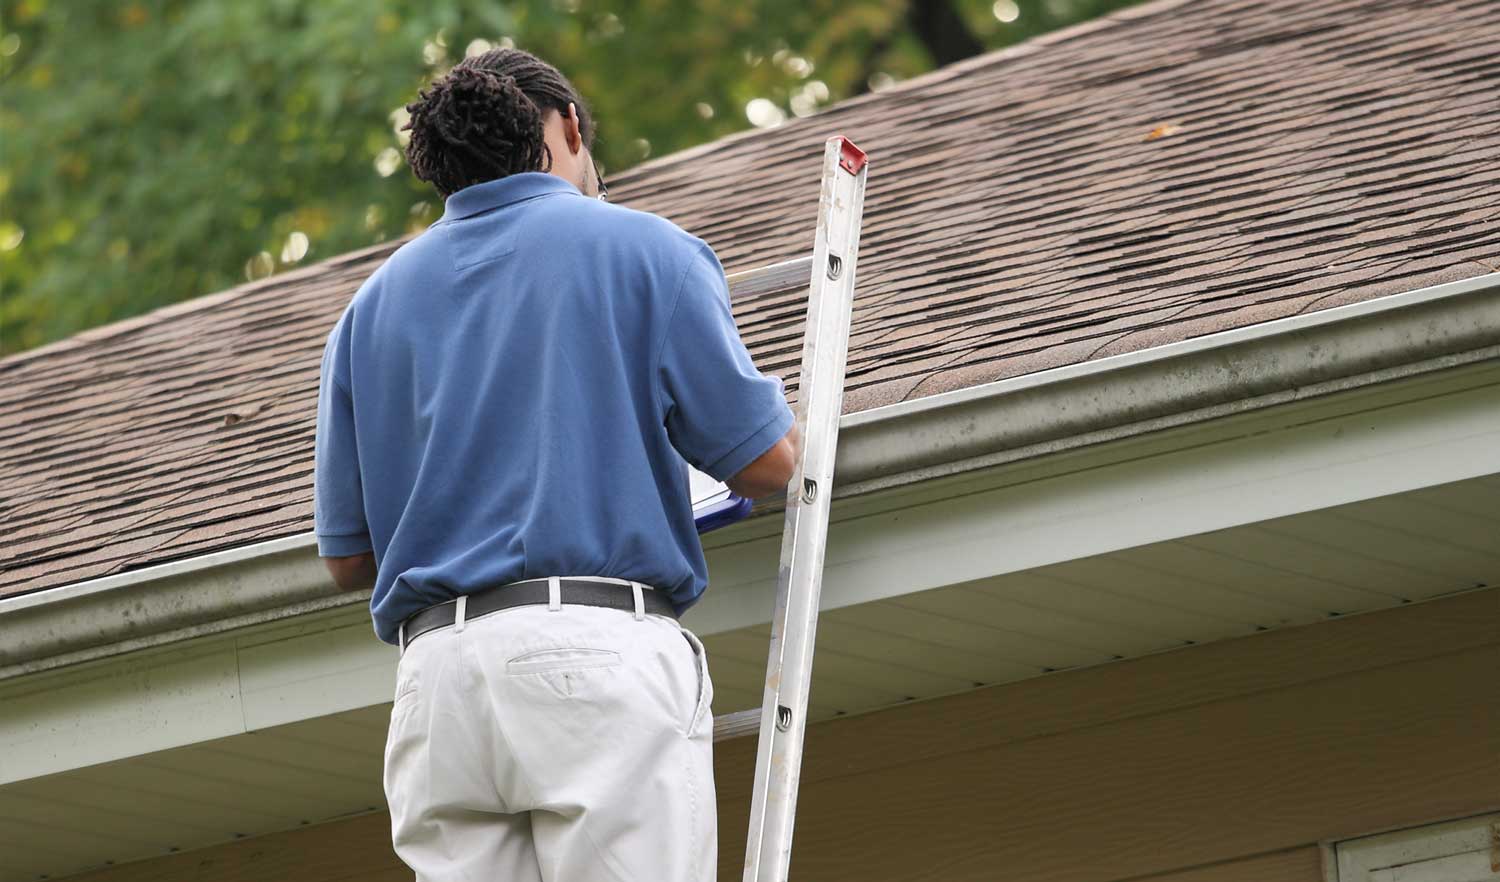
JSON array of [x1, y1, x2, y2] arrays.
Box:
[[506, 647, 622, 676]]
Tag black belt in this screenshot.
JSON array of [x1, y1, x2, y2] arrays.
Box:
[[399, 578, 678, 651]]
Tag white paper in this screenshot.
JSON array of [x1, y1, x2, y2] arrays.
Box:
[[687, 463, 734, 515]]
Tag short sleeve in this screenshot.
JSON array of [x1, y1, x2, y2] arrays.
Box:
[[657, 242, 795, 483], [313, 321, 373, 557]]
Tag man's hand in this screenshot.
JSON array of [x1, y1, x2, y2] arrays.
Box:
[[324, 551, 378, 593]]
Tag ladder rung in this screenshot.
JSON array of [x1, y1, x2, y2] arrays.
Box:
[[712, 707, 764, 742], [726, 256, 815, 302]]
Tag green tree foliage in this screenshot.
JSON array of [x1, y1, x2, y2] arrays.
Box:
[[0, 0, 1140, 355]]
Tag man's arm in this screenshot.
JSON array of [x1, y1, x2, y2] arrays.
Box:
[[324, 552, 378, 593], [725, 420, 800, 500], [659, 242, 799, 495], [314, 313, 378, 588]]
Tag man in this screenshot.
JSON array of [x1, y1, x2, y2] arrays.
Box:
[[313, 47, 799, 881]]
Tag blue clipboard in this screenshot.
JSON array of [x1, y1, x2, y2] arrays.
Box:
[[689, 463, 755, 534]]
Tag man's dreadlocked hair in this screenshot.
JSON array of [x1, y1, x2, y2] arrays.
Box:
[[402, 48, 596, 199]]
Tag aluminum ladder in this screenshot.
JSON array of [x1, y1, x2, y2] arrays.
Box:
[[713, 135, 870, 882]]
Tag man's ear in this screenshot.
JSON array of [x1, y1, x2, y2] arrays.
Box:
[[565, 102, 583, 154]]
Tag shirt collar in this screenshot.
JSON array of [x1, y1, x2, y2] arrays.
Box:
[[438, 172, 580, 222]]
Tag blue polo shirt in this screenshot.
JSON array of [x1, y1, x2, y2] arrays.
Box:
[[313, 172, 794, 646]]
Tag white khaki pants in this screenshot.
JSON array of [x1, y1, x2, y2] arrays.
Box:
[[383, 581, 717, 881]]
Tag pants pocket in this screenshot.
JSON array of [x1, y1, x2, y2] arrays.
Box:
[[387, 660, 421, 730], [390, 678, 419, 720], [505, 647, 622, 676], [678, 627, 714, 737]]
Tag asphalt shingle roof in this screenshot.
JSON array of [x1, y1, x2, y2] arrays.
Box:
[[2, 0, 1496, 598]]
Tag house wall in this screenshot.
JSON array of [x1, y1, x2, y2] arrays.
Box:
[[61, 587, 1499, 882]]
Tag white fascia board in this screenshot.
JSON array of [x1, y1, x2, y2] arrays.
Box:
[[0, 603, 395, 784], [1, 273, 1497, 675]]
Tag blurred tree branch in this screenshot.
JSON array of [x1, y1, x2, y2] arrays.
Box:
[[908, 0, 985, 66]]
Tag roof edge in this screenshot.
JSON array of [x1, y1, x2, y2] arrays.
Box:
[[3, 271, 1497, 675], [608, 0, 1196, 183]]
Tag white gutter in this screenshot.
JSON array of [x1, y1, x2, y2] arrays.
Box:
[[0, 534, 364, 675], [2, 272, 1497, 675]]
